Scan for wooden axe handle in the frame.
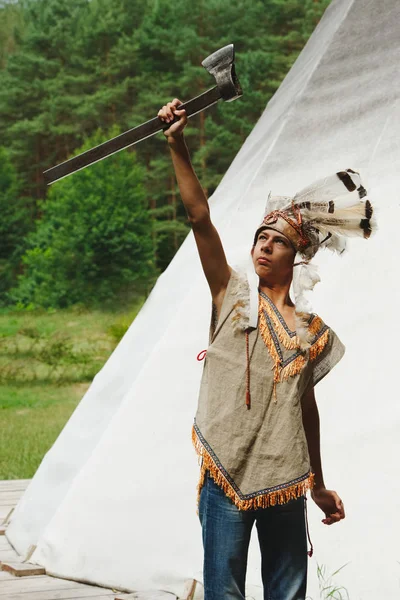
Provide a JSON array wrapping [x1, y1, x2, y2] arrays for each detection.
[[44, 86, 222, 185]]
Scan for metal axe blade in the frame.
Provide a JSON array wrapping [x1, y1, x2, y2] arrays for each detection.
[[44, 44, 242, 185]]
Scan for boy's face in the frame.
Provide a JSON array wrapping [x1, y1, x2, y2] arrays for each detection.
[[251, 228, 296, 282]]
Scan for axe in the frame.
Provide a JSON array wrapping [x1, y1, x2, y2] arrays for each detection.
[[44, 44, 242, 185]]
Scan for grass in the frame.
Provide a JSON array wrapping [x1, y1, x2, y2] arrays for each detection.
[[0, 299, 144, 479], [0, 382, 89, 479], [307, 563, 350, 600]]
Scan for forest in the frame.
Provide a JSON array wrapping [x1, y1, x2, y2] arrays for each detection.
[[0, 0, 330, 308]]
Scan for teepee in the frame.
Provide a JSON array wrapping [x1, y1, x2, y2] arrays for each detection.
[[6, 0, 400, 598]]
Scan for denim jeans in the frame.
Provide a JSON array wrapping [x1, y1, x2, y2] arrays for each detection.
[[199, 471, 308, 600]]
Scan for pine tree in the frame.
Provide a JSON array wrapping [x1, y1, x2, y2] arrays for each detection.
[[0, 0, 92, 204], [0, 0, 24, 68], [0, 146, 30, 304], [11, 129, 156, 308], [0, 0, 331, 305]]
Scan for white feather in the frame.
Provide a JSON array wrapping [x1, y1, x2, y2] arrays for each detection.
[[293, 261, 321, 350]]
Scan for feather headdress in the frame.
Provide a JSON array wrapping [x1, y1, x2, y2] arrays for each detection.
[[253, 168, 376, 349]]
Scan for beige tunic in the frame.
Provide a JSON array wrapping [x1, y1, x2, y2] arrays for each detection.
[[192, 268, 345, 510]]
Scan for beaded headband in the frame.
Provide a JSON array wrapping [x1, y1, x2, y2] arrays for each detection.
[[254, 202, 311, 251]]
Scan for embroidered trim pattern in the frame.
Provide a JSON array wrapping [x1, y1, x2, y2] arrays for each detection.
[[259, 289, 298, 348], [258, 292, 329, 402], [192, 423, 315, 511]]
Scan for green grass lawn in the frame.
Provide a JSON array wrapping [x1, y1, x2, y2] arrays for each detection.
[[0, 301, 143, 479], [0, 382, 89, 479]]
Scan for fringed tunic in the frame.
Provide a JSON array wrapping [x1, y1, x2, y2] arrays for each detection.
[[192, 268, 345, 511]]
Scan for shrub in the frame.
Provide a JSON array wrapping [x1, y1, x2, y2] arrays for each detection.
[[11, 129, 156, 308]]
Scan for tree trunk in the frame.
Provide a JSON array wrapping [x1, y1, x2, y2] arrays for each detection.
[[170, 174, 178, 251], [146, 153, 157, 262]]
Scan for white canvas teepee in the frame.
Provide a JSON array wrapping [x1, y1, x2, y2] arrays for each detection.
[[7, 0, 400, 597]]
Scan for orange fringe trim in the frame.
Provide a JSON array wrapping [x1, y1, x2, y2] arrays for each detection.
[[258, 306, 330, 403], [309, 327, 330, 361], [308, 315, 324, 337], [258, 313, 282, 403], [259, 294, 299, 350], [281, 353, 306, 380], [192, 426, 315, 511]]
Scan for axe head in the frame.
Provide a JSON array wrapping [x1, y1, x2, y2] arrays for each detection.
[[202, 44, 242, 102]]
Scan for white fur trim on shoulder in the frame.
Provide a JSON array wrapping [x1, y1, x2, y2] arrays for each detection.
[[230, 268, 251, 333]]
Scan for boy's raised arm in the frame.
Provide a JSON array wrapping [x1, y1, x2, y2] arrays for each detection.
[[159, 99, 231, 306]]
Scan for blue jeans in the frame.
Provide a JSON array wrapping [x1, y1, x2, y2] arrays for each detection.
[[199, 471, 308, 600]]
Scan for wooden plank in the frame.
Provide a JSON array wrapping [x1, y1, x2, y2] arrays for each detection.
[[0, 509, 14, 523], [0, 489, 25, 500], [0, 576, 119, 598], [0, 480, 25, 527], [1, 507, 15, 523], [0, 498, 25, 505], [192, 582, 204, 600], [0, 479, 30, 485], [0, 587, 121, 600], [0, 487, 25, 492], [115, 594, 177, 600], [0, 500, 24, 508], [0, 497, 25, 505], [0, 571, 54, 582], [13, 596, 117, 600], [0, 505, 22, 512], [0, 482, 30, 491], [0, 575, 88, 594], [0, 569, 121, 598], [76, 597, 116, 600], [185, 580, 196, 600], [0, 479, 187, 600], [0, 494, 25, 501], [1, 561, 46, 576], [0, 496, 24, 503], [0, 500, 24, 507], [78, 596, 116, 600], [67, 596, 116, 600], [0, 505, 14, 514]]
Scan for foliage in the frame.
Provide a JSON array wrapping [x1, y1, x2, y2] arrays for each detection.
[[106, 298, 144, 342], [0, 302, 146, 478], [0, 0, 24, 69], [0, 305, 120, 383], [0, 327, 100, 383], [0, 146, 31, 304], [0, 0, 331, 306], [10, 129, 156, 308]]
